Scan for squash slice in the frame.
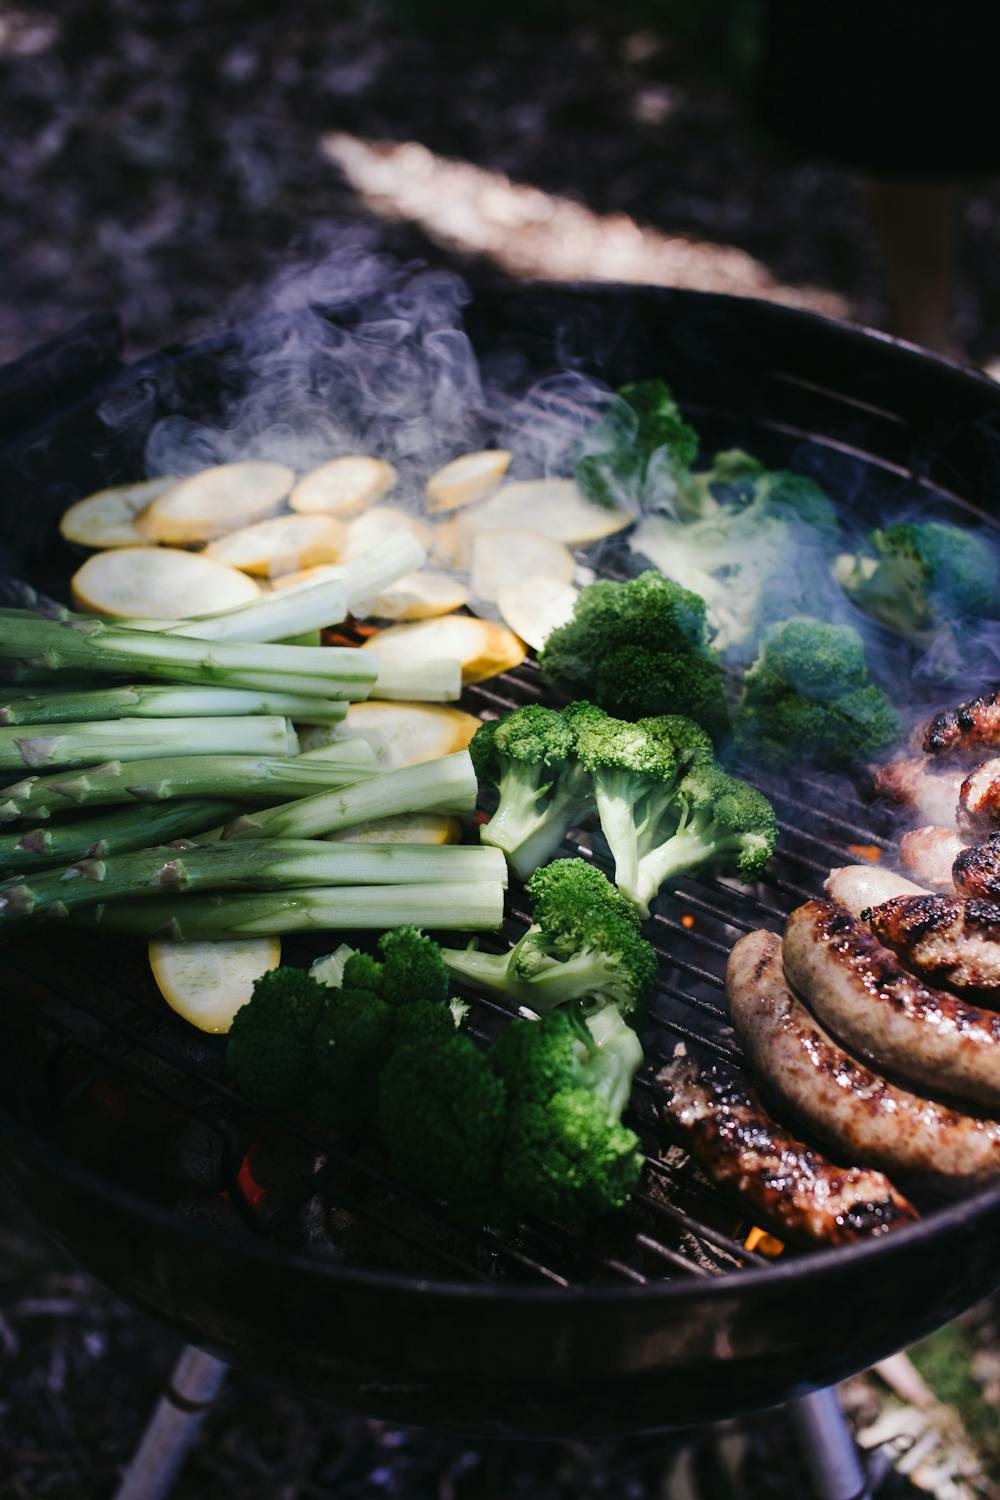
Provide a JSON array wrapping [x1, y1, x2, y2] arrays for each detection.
[[60, 476, 178, 550], [71, 546, 261, 619], [204, 514, 346, 577], [297, 701, 480, 769], [150, 936, 281, 1033], [426, 450, 511, 513], [290, 456, 397, 518], [137, 461, 294, 543], [470, 528, 574, 603], [360, 615, 526, 685]]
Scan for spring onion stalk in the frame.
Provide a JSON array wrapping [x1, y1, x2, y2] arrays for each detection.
[[371, 658, 462, 703], [220, 749, 478, 841], [0, 684, 349, 727], [0, 613, 378, 697], [121, 532, 426, 644], [0, 747, 379, 823], [0, 714, 297, 774], [0, 798, 241, 875], [68, 880, 505, 939], [0, 840, 509, 920]]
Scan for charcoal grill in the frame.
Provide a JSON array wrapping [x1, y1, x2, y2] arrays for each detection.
[[3, 284, 1000, 1442]]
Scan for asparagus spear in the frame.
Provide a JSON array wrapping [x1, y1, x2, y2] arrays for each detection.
[[0, 840, 509, 920], [0, 613, 378, 697], [0, 798, 241, 874], [220, 750, 478, 841], [68, 880, 505, 938], [0, 746, 377, 822], [0, 714, 297, 773], [0, 683, 349, 726]]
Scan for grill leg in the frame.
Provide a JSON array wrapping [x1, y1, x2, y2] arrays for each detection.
[[110, 1345, 229, 1500], [786, 1388, 871, 1500]]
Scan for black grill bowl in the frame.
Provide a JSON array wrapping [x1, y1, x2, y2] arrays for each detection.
[[3, 284, 1000, 1438]]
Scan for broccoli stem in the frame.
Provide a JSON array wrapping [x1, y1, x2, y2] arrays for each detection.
[[0, 713, 297, 774], [0, 683, 349, 727], [508, 938, 638, 1012], [437, 942, 524, 1001], [0, 839, 508, 922], [481, 765, 591, 882], [583, 1005, 644, 1119], [66, 880, 505, 938], [592, 771, 678, 911], [632, 811, 741, 915]]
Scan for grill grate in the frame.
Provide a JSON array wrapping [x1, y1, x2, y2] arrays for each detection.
[[0, 651, 910, 1293]]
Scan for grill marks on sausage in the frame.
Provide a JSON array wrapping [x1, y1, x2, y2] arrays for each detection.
[[862, 894, 1000, 1002], [783, 901, 1000, 1109], [959, 759, 1000, 836], [726, 929, 1000, 1189], [924, 690, 1000, 757], [659, 1048, 918, 1245], [954, 833, 1000, 903]]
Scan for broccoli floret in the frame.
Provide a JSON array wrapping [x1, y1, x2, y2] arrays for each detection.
[[227, 967, 326, 1110], [378, 925, 449, 1006], [378, 1033, 507, 1220], [575, 380, 699, 511], [575, 712, 776, 915], [836, 520, 1000, 640], [733, 616, 901, 771], [495, 1007, 644, 1225], [341, 951, 385, 993], [631, 468, 840, 657], [392, 997, 460, 1051], [472, 704, 594, 880], [540, 572, 730, 739], [313, 984, 396, 1127], [440, 856, 656, 1019]]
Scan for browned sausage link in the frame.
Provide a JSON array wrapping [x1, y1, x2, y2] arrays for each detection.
[[924, 689, 1000, 757], [659, 1046, 918, 1245], [954, 834, 1000, 903], [783, 900, 1000, 1109], [898, 826, 964, 892], [872, 757, 964, 828], [862, 894, 1000, 1003], [958, 759, 1000, 837], [727, 928, 1000, 1188]]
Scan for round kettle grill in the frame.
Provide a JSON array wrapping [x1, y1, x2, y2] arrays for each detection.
[[2, 285, 1000, 1452]]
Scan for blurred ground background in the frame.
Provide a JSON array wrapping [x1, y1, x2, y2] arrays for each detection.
[[3, 1, 1000, 1495]]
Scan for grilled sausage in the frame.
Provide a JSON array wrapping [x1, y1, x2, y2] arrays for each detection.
[[898, 826, 964, 891], [862, 894, 1000, 1003], [727, 928, 1000, 1188], [958, 759, 1000, 836], [871, 757, 964, 828], [824, 864, 927, 918], [953, 833, 1000, 903], [783, 900, 1000, 1109], [924, 689, 1000, 757], [658, 1045, 918, 1245]]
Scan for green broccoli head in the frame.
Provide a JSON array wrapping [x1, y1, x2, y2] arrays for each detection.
[[378, 925, 449, 1007], [734, 615, 901, 771], [226, 966, 327, 1110], [474, 703, 595, 881], [391, 997, 459, 1052], [639, 714, 716, 771], [838, 520, 1000, 638], [526, 854, 643, 931], [313, 984, 396, 1127], [575, 380, 699, 510], [490, 1010, 584, 1110], [594, 646, 731, 739], [341, 951, 385, 994], [674, 762, 778, 883], [500, 1090, 643, 1226], [378, 1033, 507, 1220]]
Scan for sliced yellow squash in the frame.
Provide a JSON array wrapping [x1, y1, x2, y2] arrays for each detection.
[[470, 528, 575, 603], [425, 450, 511, 513], [325, 813, 462, 845], [137, 461, 294, 544], [343, 506, 434, 561], [203, 514, 346, 577], [270, 563, 343, 592], [360, 615, 526, 685], [289, 456, 397, 517], [297, 700, 480, 768], [71, 546, 262, 619], [468, 478, 630, 544], [496, 576, 579, 650], [149, 936, 281, 1033], [59, 476, 178, 550], [356, 569, 469, 621]]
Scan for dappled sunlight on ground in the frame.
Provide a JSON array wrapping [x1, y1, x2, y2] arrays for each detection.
[[323, 132, 849, 319]]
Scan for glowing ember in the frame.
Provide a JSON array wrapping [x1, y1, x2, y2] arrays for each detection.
[[235, 1153, 267, 1209], [681, 913, 695, 929], [847, 844, 883, 864], [744, 1225, 785, 1257]]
